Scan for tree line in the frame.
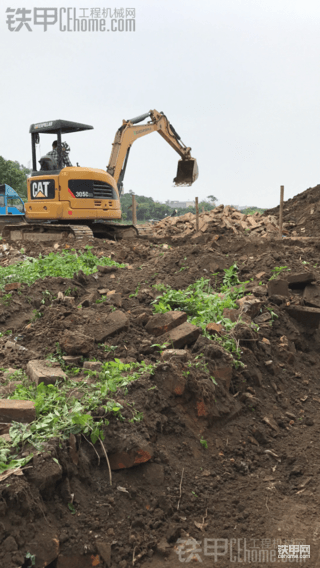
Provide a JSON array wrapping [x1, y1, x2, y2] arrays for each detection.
[[121, 191, 217, 222], [0, 157, 29, 199]]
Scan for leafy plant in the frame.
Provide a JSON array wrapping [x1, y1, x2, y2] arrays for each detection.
[[25, 552, 36, 566], [0, 358, 154, 472], [0, 248, 125, 290], [200, 437, 208, 449], [152, 269, 248, 361], [269, 266, 291, 281]]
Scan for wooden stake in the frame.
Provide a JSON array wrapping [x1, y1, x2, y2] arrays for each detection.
[[195, 197, 199, 232], [279, 185, 284, 236], [132, 194, 137, 225]]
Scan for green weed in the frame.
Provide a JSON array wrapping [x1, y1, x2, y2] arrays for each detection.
[[0, 359, 154, 473], [0, 248, 125, 290]]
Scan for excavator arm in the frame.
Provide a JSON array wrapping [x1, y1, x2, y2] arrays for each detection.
[[107, 110, 198, 193]]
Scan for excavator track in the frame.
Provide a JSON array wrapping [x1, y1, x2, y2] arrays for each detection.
[[2, 223, 94, 243], [2, 221, 139, 242]]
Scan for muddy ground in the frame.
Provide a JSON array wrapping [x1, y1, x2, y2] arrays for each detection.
[[1, 198, 320, 566]]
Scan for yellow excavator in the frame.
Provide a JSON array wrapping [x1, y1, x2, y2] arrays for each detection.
[[3, 110, 198, 242]]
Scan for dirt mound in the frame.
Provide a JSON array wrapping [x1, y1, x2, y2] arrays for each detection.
[[0, 234, 320, 566], [265, 183, 320, 238]]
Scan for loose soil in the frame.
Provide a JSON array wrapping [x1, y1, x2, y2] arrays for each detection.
[[1, 196, 320, 567]]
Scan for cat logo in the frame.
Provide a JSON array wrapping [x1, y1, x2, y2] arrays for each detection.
[[31, 180, 55, 200]]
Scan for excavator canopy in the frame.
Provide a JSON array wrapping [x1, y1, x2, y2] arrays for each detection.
[[29, 120, 93, 135], [174, 158, 199, 186]]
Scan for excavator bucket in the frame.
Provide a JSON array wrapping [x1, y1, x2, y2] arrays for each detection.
[[174, 158, 199, 186]]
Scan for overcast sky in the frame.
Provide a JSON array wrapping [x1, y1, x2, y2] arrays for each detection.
[[1, 0, 320, 208]]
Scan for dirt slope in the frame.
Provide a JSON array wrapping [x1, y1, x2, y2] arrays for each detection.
[[0, 232, 319, 567]]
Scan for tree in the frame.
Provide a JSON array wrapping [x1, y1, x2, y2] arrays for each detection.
[[207, 195, 217, 202], [0, 157, 30, 199]]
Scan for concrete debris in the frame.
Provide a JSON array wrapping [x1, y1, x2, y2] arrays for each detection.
[[145, 205, 279, 239], [27, 360, 67, 386]]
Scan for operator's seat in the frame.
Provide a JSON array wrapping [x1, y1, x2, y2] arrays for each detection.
[[39, 155, 57, 171]]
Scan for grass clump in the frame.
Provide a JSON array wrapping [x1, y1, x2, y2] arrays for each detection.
[[152, 265, 248, 360], [0, 246, 125, 290], [0, 359, 153, 473]]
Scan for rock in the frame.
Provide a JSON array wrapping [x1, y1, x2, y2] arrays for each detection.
[[83, 361, 102, 372], [213, 366, 233, 390], [254, 312, 272, 324], [1, 536, 18, 552], [305, 417, 314, 426], [156, 538, 171, 557], [27, 360, 67, 386], [285, 305, 320, 329], [161, 349, 188, 362], [80, 290, 99, 307], [62, 355, 82, 366], [145, 311, 187, 337], [267, 279, 289, 297], [288, 272, 315, 288], [303, 284, 320, 308], [222, 308, 239, 322], [96, 542, 111, 567], [268, 294, 287, 305], [5, 341, 28, 352], [60, 330, 94, 355], [252, 286, 267, 297], [95, 311, 129, 343], [57, 556, 98, 568], [236, 297, 262, 318], [206, 322, 223, 335], [97, 265, 118, 274], [135, 312, 149, 326], [0, 400, 36, 423], [160, 322, 200, 349], [108, 293, 122, 308]]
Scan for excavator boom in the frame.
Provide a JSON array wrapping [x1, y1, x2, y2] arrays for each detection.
[[107, 110, 198, 192]]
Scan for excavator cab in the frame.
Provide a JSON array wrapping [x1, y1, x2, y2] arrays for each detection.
[[30, 119, 94, 173]]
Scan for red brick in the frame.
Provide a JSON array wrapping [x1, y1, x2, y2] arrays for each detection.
[[109, 441, 153, 470], [0, 400, 36, 423], [160, 322, 200, 349], [146, 311, 187, 337], [4, 282, 21, 292], [196, 400, 208, 417], [95, 311, 129, 343]]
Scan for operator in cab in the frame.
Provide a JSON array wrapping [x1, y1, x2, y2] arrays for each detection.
[[47, 141, 73, 168]]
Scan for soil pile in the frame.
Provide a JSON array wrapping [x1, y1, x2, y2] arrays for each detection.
[[265, 183, 320, 238], [0, 234, 319, 566]]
